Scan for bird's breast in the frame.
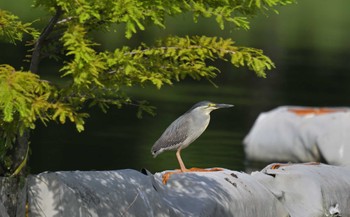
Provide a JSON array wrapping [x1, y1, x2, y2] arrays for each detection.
[[180, 115, 210, 149]]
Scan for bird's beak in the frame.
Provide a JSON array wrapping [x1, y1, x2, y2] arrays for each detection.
[[214, 103, 234, 109]]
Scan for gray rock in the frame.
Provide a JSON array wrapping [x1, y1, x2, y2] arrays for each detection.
[[27, 169, 289, 217], [26, 164, 350, 217], [254, 163, 350, 217], [244, 106, 350, 165]]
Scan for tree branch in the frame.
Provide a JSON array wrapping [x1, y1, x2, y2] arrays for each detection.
[[30, 7, 63, 73], [11, 6, 64, 178], [125, 45, 236, 56]]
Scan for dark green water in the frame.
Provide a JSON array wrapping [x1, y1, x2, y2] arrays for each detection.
[[1, 0, 350, 174], [29, 47, 350, 174], [30, 82, 249, 173]]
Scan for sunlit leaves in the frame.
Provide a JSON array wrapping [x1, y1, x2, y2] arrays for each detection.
[[59, 32, 274, 110], [0, 64, 88, 173], [34, 0, 295, 38], [101, 36, 273, 90], [0, 9, 39, 44], [0, 64, 87, 135], [231, 47, 274, 78], [60, 24, 106, 87]]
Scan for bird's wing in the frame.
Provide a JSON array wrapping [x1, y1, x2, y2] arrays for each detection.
[[152, 114, 191, 151]]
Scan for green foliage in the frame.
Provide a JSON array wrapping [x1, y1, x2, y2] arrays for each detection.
[[0, 0, 295, 175], [0, 9, 39, 44], [0, 64, 87, 173], [0, 64, 86, 132], [34, 0, 294, 37], [97, 35, 274, 91]]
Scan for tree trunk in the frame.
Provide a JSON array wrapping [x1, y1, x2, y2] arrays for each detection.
[[9, 6, 63, 177], [9, 131, 30, 176], [0, 177, 26, 217], [0, 8, 63, 216]]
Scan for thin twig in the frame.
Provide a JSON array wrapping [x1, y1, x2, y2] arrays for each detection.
[[125, 45, 236, 56], [57, 16, 74, 24], [121, 190, 140, 216]]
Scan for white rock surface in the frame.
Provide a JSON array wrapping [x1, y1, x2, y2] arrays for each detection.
[[254, 163, 350, 217], [152, 169, 289, 217], [27, 169, 289, 217], [27, 164, 350, 217], [243, 106, 350, 165]]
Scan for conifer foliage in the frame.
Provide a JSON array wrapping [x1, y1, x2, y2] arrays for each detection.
[[0, 0, 294, 176]]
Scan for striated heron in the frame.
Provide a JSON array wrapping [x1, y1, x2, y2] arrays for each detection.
[[151, 101, 233, 183]]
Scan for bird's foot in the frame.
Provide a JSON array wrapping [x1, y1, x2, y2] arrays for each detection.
[[187, 167, 223, 172], [162, 167, 223, 184], [162, 170, 181, 184], [270, 162, 320, 170]]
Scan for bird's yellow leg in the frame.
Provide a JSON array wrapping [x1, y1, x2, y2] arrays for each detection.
[[162, 149, 188, 184], [176, 149, 189, 172], [177, 149, 223, 172]]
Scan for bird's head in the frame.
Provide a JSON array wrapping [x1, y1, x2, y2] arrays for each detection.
[[189, 101, 234, 115]]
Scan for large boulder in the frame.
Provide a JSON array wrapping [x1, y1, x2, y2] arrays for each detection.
[[244, 106, 350, 165], [26, 164, 350, 217], [254, 163, 350, 217], [27, 169, 289, 217]]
